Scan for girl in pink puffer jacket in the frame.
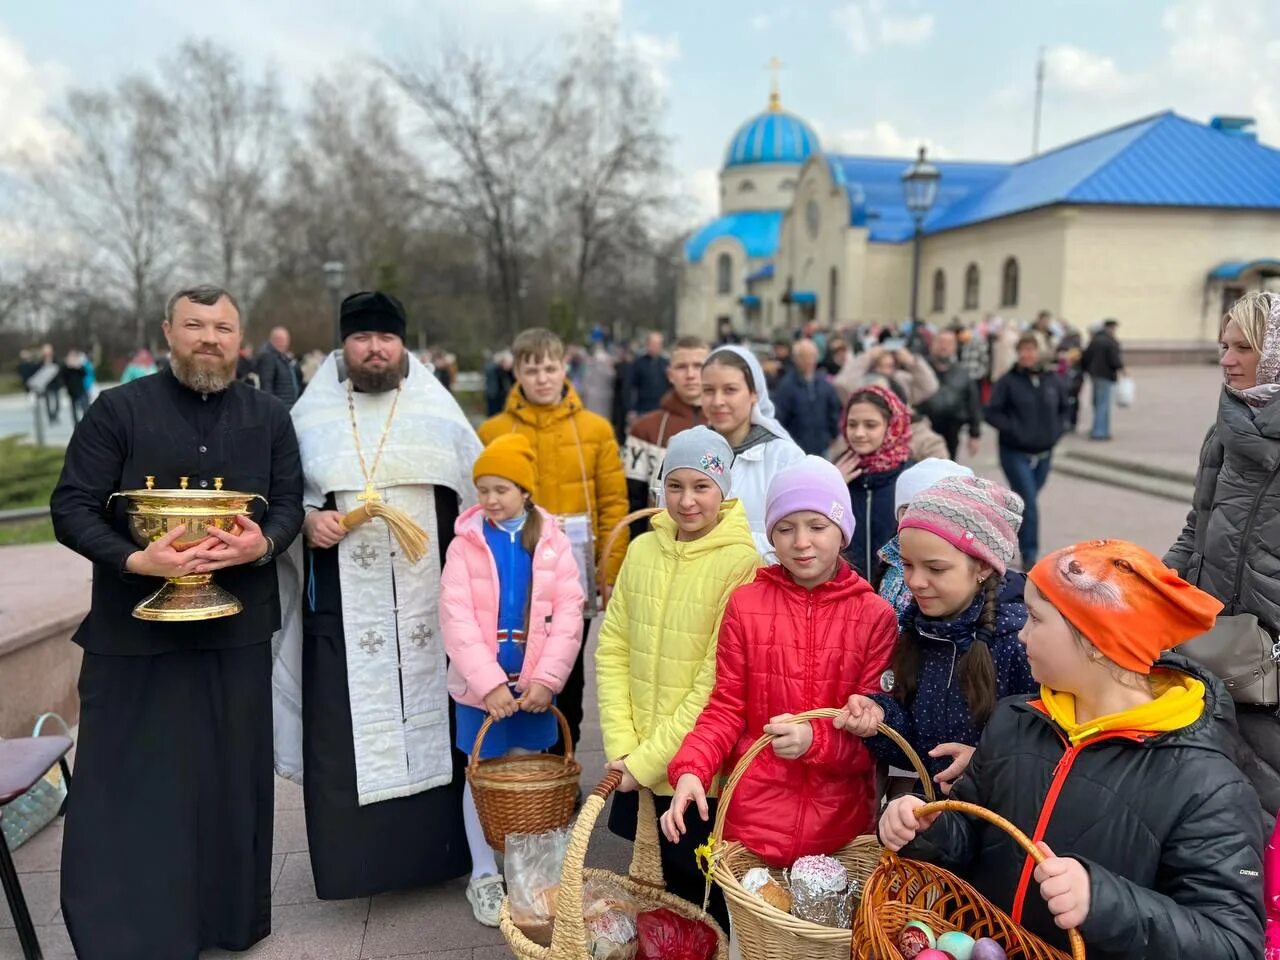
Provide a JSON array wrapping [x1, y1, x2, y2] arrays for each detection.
[[440, 434, 585, 926]]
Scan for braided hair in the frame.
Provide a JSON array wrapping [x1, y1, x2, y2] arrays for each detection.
[[890, 574, 1002, 723]]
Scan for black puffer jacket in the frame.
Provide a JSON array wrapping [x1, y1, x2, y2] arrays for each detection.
[[983, 364, 1068, 454], [918, 358, 982, 434], [901, 654, 1263, 960], [1166, 388, 1280, 639]]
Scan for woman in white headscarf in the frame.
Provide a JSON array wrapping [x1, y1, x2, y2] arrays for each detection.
[[700, 345, 805, 556]]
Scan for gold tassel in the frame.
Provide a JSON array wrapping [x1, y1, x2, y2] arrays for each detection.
[[340, 502, 430, 565]]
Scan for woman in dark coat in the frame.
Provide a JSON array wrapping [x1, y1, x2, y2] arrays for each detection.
[[880, 540, 1263, 960], [834, 385, 914, 580], [1165, 290, 1280, 829]]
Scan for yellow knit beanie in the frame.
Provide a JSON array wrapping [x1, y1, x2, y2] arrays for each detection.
[[473, 434, 537, 493]]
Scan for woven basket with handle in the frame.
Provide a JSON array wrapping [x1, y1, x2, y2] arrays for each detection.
[[467, 704, 582, 852], [499, 771, 729, 959], [704, 708, 935, 960], [852, 799, 1086, 960]]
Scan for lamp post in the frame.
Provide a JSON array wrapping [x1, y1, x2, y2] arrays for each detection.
[[323, 260, 346, 348], [901, 146, 940, 327]]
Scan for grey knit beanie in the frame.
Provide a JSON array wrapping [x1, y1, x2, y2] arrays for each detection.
[[660, 426, 734, 499]]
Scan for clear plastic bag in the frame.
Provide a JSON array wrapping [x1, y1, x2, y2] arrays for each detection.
[[505, 827, 572, 931], [583, 876, 640, 958]]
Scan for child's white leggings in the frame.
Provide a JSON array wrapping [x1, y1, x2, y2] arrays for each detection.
[[463, 747, 535, 881]]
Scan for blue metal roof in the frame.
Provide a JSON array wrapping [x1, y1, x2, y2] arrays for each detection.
[[827, 112, 1280, 242], [746, 263, 775, 283], [828, 156, 1008, 242], [1209, 259, 1280, 280], [685, 211, 784, 263], [725, 109, 819, 169]]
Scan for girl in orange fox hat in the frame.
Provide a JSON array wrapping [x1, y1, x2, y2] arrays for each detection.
[[879, 538, 1262, 959]]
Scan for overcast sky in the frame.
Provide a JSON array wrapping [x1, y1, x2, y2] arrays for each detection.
[[2, 0, 1276, 226]]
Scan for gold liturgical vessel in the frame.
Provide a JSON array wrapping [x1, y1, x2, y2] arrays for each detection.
[[109, 476, 266, 622]]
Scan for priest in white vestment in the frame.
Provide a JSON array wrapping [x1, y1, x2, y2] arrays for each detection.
[[273, 291, 483, 898]]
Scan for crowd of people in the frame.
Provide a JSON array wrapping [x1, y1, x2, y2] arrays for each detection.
[[39, 286, 1280, 960]]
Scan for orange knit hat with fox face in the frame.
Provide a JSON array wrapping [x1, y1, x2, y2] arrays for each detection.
[[1028, 539, 1222, 674]]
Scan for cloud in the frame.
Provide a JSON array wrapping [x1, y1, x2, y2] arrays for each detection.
[[879, 14, 935, 47], [686, 167, 720, 224], [831, 1, 934, 56], [750, 13, 773, 32], [823, 120, 946, 158], [0, 30, 70, 169], [1043, 43, 1142, 99], [624, 31, 680, 92]]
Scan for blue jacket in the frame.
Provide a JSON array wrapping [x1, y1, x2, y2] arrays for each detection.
[[843, 460, 912, 581], [773, 371, 842, 456], [868, 571, 1035, 781]]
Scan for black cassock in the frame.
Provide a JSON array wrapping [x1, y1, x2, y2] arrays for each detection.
[[50, 369, 303, 959], [301, 490, 471, 899]]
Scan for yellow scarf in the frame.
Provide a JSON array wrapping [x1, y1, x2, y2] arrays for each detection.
[[1040, 670, 1206, 745]]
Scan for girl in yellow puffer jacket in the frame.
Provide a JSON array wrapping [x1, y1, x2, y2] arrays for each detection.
[[595, 425, 761, 931]]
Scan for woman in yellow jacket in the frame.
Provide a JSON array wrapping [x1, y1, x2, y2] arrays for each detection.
[[596, 425, 761, 931]]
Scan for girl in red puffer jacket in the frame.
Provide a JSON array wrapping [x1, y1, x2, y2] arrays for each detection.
[[661, 456, 898, 866]]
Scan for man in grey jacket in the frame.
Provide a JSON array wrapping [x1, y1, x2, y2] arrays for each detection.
[[256, 325, 301, 409]]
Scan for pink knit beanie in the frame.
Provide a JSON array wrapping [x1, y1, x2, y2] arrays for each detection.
[[897, 475, 1024, 574], [764, 456, 855, 547]]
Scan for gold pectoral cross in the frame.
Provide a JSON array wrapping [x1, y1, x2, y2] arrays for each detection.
[[357, 483, 382, 504]]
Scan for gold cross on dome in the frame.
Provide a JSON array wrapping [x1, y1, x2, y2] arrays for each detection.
[[767, 56, 784, 111]]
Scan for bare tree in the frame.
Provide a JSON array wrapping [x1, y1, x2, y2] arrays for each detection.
[[549, 25, 674, 338], [164, 39, 286, 301], [386, 49, 568, 338], [23, 77, 179, 347]]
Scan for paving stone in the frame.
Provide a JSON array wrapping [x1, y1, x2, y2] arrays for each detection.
[[0, 917, 75, 960], [271, 853, 287, 893], [274, 852, 321, 906], [11, 820, 63, 873], [0, 868, 59, 928], [275, 774, 306, 811], [204, 899, 369, 960], [361, 881, 505, 957], [273, 805, 311, 854]]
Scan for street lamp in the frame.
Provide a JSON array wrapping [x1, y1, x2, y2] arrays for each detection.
[[901, 145, 941, 327], [323, 260, 346, 348]]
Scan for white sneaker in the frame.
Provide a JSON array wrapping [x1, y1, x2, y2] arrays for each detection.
[[466, 874, 506, 927]]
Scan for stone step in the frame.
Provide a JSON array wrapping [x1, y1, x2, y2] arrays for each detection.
[[1060, 445, 1196, 486], [1054, 453, 1195, 505]]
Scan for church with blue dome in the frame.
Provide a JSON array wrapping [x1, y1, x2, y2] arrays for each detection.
[[678, 83, 1280, 351]]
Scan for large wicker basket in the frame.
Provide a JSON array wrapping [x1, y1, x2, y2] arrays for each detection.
[[467, 705, 582, 852], [704, 707, 935, 960], [852, 799, 1086, 960], [499, 771, 729, 959]]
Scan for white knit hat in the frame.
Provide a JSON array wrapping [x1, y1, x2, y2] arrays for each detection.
[[894, 458, 976, 516]]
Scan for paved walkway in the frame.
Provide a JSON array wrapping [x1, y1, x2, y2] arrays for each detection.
[[1, 363, 1226, 959]]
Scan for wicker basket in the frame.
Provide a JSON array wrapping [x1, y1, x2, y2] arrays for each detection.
[[499, 771, 729, 959], [467, 705, 582, 852], [853, 799, 1086, 960], [704, 708, 935, 960], [599, 507, 663, 585]]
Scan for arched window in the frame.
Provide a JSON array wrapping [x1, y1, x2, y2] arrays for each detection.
[[779, 178, 797, 191], [964, 263, 980, 310], [931, 269, 946, 312], [1001, 257, 1019, 307], [716, 253, 732, 295], [738, 180, 756, 193], [829, 267, 838, 323]]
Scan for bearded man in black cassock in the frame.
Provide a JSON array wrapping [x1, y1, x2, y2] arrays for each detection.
[[50, 285, 303, 959]]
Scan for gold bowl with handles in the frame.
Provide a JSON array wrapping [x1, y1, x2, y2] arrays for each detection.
[[110, 476, 266, 622]]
